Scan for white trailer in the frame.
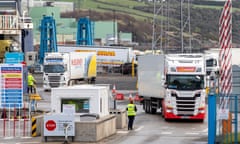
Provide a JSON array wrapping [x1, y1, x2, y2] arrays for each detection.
[[138, 54, 206, 121], [43, 52, 97, 91], [57, 45, 136, 67]]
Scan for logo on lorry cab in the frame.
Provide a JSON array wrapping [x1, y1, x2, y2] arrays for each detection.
[[71, 59, 83, 65]]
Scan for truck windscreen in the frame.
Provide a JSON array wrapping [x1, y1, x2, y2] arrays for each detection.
[[44, 65, 65, 73], [167, 75, 204, 90]]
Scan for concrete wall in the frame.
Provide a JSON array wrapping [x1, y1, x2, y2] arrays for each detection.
[[35, 114, 116, 142], [110, 109, 127, 129], [74, 115, 116, 142]]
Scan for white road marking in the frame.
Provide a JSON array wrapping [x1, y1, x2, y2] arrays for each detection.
[[3, 137, 13, 139], [185, 132, 199, 135], [161, 131, 172, 135], [21, 136, 32, 139], [117, 130, 129, 134], [202, 128, 208, 132], [16, 142, 40, 144], [134, 126, 144, 131]]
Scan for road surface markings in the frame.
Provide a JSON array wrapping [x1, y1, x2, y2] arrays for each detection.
[[117, 130, 129, 134], [21, 136, 32, 139], [3, 137, 13, 139], [16, 142, 40, 144], [202, 128, 208, 132], [160, 131, 172, 135], [185, 132, 199, 135], [134, 126, 144, 132]]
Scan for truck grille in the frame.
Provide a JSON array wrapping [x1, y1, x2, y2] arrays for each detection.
[[49, 76, 60, 87], [172, 92, 200, 116]]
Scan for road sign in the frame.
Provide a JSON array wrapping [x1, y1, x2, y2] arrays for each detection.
[[45, 120, 56, 131], [44, 114, 75, 136], [0, 64, 23, 108]]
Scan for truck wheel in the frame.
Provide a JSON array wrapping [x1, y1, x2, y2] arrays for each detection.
[[144, 100, 150, 113], [144, 100, 148, 113], [161, 101, 164, 118], [151, 108, 157, 114], [198, 119, 204, 123]]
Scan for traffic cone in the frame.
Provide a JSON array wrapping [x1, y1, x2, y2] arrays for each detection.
[[134, 93, 140, 101], [112, 84, 116, 94], [129, 93, 133, 101]]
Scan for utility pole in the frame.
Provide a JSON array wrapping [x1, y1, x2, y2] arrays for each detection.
[[151, 0, 156, 53], [180, 0, 192, 53], [113, 10, 116, 45], [180, 0, 184, 53], [188, 0, 192, 53], [152, 0, 165, 54]]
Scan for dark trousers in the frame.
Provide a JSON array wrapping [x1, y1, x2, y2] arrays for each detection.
[[128, 116, 135, 130], [28, 85, 36, 94]]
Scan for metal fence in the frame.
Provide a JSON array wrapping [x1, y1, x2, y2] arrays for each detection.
[[216, 94, 239, 144], [215, 65, 240, 143]]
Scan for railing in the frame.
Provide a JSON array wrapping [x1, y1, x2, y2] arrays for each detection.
[[0, 15, 18, 29]]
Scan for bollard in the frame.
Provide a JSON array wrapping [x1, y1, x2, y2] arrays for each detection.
[[31, 117, 37, 137]]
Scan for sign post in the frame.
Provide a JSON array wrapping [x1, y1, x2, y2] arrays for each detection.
[[208, 71, 217, 144]]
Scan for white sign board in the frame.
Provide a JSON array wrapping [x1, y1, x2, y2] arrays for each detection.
[[217, 108, 229, 120], [63, 104, 75, 115], [44, 114, 75, 136]]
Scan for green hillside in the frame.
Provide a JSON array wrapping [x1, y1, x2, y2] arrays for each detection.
[[59, 0, 240, 51]]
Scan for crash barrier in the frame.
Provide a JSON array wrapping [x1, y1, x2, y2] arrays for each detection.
[[109, 109, 127, 129], [215, 94, 239, 143], [0, 118, 31, 137], [0, 104, 31, 137], [41, 114, 116, 142]]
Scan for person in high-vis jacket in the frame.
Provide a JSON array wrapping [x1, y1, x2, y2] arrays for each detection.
[[28, 72, 36, 94], [126, 100, 137, 130]]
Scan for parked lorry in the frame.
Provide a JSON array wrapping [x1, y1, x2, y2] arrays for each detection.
[[204, 48, 240, 95], [43, 52, 97, 91], [138, 54, 206, 121]]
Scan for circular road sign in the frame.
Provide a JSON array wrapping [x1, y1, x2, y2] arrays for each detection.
[[45, 120, 56, 131]]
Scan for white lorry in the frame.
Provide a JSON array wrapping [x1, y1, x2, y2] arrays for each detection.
[[43, 52, 97, 91], [138, 54, 206, 121], [204, 48, 240, 95]]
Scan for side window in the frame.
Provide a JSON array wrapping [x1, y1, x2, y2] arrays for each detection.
[[28, 55, 33, 61], [61, 99, 89, 113]]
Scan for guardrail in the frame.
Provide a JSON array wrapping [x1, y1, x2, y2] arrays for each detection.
[[0, 15, 18, 29]]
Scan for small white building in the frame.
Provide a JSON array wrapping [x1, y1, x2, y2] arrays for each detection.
[[51, 85, 111, 120]]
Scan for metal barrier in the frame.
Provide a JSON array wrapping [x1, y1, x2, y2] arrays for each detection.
[[0, 103, 31, 137], [215, 94, 239, 144], [0, 15, 18, 29]]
